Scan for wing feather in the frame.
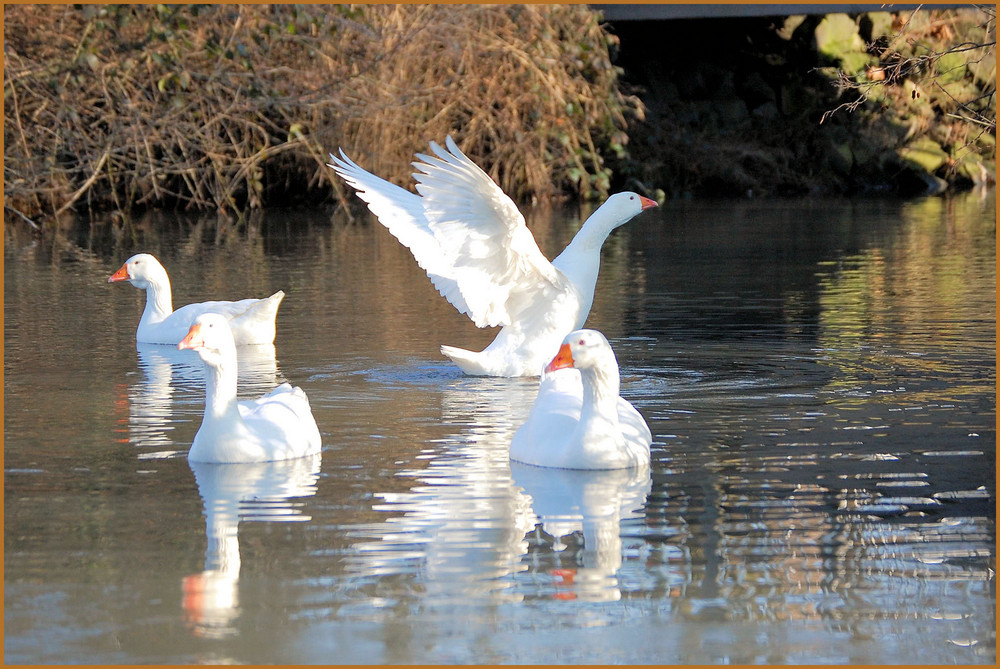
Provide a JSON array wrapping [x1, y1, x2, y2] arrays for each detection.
[[331, 137, 566, 328], [328, 151, 472, 317]]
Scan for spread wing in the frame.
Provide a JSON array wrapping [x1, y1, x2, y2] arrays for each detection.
[[330, 136, 566, 328], [328, 151, 473, 319]]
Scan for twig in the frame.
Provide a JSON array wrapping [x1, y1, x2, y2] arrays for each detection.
[[4, 205, 41, 231], [53, 149, 110, 217]]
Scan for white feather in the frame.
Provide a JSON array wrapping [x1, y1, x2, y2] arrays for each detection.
[[509, 329, 651, 470], [109, 253, 283, 346], [329, 137, 657, 376], [179, 314, 322, 464]]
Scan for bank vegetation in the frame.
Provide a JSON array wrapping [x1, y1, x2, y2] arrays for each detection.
[[4, 4, 640, 224], [3, 4, 995, 228]]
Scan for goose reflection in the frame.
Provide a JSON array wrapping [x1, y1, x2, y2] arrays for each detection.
[[346, 368, 653, 605], [122, 343, 278, 454], [511, 462, 650, 602], [346, 375, 539, 602], [182, 454, 321, 638]]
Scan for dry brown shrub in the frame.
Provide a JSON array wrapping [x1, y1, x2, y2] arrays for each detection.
[[4, 4, 642, 223]]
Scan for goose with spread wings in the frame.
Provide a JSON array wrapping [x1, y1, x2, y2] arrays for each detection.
[[329, 136, 657, 377]]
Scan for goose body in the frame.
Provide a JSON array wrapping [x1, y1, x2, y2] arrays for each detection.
[[109, 253, 283, 346], [510, 329, 651, 470], [178, 314, 321, 463], [329, 137, 657, 377]]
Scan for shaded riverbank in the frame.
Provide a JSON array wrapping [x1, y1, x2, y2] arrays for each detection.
[[610, 6, 995, 198], [3, 5, 995, 225]]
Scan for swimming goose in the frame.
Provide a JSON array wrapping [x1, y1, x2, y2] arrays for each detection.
[[178, 313, 321, 463], [509, 329, 651, 470], [329, 137, 657, 377], [109, 253, 284, 345]]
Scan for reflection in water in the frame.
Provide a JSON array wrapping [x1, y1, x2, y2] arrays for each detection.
[[345, 370, 655, 606], [345, 376, 538, 603], [815, 194, 996, 408], [3, 194, 994, 664], [510, 462, 650, 602], [184, 454, 321, 638], [121, 343, 279, 455]]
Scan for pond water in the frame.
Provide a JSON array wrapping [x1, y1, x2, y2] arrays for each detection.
[[4, 190, 996, 665]]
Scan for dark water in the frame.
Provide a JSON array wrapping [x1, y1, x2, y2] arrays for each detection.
[[4, 191, 995, 664]]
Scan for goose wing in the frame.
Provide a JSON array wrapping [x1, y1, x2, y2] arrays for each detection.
[[238, 384, 322, 453], [331, 136, 566, 328]]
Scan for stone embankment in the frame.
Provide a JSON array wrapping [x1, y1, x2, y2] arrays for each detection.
[[611, 7, 995, 198]]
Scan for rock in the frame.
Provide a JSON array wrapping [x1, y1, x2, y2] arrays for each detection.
[[814, 14, 872, 72], [814, 14, 865, 58], [898, 137, 949, 173], [775, 15, 807, 41], [779, 83, 815, 117], [822, 125, 854, 175], [718, 98, 750, 126], [917, 172, 949, 195], [957, 158, 994, 186], [860, 12, 894, 42]]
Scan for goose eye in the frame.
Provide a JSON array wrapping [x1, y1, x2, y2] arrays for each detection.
[[578, 338, 586, 346]]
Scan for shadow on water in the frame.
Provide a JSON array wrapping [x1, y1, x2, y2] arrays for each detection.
[[3, 190, 995, 664]]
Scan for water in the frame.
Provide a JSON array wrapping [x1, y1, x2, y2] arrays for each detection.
[[4, 191, 995, 664]]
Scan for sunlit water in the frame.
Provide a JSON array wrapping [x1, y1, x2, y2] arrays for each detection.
[[4, 191, 995, 664]]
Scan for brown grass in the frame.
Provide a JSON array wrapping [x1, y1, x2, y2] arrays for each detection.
[[4, 4, 642, 223]]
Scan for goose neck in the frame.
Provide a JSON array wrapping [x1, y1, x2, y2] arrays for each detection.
[[579, 363, 621, 427], [203, 504, 242, 574], [567, 217, 614, 253], [142, 277, 174, 321], [202, 352, 240, 422]]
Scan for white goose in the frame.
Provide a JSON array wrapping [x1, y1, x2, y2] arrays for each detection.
[[178, 313, 322, 463], [329, 137, 657, 377], [109, 253, 284, 345], [510, 329, 651, 470]]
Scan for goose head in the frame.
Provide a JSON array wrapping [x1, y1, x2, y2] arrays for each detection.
[[588, 192, 658, 231], [108, 253, 169, 290], [545, 329, 619, 375], [178, 313, 236, 367]]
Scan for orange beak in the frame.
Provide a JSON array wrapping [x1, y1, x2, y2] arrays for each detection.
[[544, 343, 575, 374], [639, 195, 658, 210], [177, 323, 204, 351], [108, 263, 130, 283]]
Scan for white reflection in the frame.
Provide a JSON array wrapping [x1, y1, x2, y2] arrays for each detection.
[[346, 377, 539, 602], [347, 374, 653, 604], [183, 454, 321, 638], [511, 462, 651, 602], [123, 343, 278, 453]]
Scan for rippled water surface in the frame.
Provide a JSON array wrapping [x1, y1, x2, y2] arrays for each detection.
[[4, 192, 995, 664]]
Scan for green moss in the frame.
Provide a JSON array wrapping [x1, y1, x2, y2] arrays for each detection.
[[935, 50, 968, 84], [862, 12, 894, 41], [815, 14, 866, 63], [899, 138, 950, 173]]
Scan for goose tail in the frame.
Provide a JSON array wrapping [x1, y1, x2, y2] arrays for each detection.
[[440, 344, 492, 376]]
